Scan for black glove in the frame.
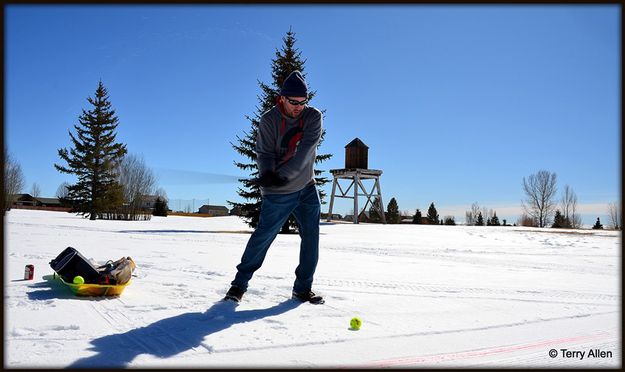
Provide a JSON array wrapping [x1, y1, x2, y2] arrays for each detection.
[[256, 171, 288, 187]]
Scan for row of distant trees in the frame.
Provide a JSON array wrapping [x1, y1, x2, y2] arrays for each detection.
[[348, 170, 621, 230], [520, 170, 621, 230], [465, 203, 508, 226], [358, 195, 621, 229], [365, 198, 508, 226]]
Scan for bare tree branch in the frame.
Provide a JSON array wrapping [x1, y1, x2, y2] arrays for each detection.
[[522, 170, 558, 228], [560, 185, 582, 229], [31, 183, 41, 197], [607, 202, 621, 230], [4, 151, 25, 212], [117, 154, 157, 216]]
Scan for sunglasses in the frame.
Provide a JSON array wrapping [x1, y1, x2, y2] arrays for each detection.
[[284, 97, 308, 106]]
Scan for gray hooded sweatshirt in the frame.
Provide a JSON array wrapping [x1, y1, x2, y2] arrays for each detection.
[[256, 102, 323, 195]]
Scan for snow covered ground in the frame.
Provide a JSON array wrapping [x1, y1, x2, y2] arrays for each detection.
[[4, 209, 621, 368]]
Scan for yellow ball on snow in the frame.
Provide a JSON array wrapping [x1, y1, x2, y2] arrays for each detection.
[[350, 317, 362, 330]]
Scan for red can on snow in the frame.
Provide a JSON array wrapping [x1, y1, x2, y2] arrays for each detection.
[[24, 265, 34, 280]]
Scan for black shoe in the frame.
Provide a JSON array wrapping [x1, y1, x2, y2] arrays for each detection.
[[224, 285, 245, 302], [292, 290, 325, 304]]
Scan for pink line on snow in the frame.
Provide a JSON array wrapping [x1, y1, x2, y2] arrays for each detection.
[[347, 331, 613, 368]]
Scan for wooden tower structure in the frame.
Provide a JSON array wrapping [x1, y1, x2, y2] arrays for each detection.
[[326, 138, 386, 224]]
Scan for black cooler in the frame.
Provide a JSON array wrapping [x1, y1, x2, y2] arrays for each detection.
[[49, 247, 102, 284]]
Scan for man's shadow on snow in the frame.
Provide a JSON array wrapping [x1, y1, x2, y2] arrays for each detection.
[[68, 299, 301, 368]]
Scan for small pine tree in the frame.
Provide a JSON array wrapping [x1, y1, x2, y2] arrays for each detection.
[[444, 216, 456, 225], [98, 182, 125, 219], [552, 210, 566, 228], [54, 81, 127, 220], [413, 209, 422, 224], [592, 217, 603, 230], [369, 196, 382, 223], [489, 212, 501, 226], [153, 197, 168, 217], [426, 202, 439, 225], [386, 197, 400, 224], [475, 212, 484, 226]]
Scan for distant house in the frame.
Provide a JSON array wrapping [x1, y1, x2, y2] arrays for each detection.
[[321, 212, 342, 220], [198, 205, 229, 216], [12, 194, 37, 207], [343, 211, 372, 223], [12, 194, 62, 208], [36, 197, 63, 208], [139, 195, 161, 211], [10, 194, 68, 211]]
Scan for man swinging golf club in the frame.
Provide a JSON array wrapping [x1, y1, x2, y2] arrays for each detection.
[[225, 71, 324, 304]]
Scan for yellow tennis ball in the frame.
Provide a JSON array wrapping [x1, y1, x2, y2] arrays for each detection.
[[73, 276, 85, 285], [350, 317, 362, 330]]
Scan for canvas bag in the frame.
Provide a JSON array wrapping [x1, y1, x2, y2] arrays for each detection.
[[97, 257, 136, 285]]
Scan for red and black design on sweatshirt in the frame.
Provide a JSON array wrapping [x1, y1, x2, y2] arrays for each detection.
[[278, 116, 304, 166]]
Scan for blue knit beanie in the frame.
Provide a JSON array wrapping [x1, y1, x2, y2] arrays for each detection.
[[280, 71, 308, 97]]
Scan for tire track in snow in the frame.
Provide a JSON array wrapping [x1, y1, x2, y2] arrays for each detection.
[[204, 311, 616, 355], [324, 245, 613, 275], [89, 301, 126, 332], [89, 298, 207, 356], [314, 278, 619, 305]]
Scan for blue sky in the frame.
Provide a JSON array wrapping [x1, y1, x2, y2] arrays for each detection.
[[5, 5, 620, 225]]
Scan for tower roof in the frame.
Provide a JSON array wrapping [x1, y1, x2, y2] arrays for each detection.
[[345, 138, 369, 149]]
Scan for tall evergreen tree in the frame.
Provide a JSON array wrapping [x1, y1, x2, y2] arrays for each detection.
[[54, 81, 127, 220], [412, 208, 422, 224], [228, 28, 332, 232], [386, 197, 400, 224], [426, 202, 439, 225]]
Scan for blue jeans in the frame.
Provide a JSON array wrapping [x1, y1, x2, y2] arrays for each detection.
[[231, 183, 320, 293]]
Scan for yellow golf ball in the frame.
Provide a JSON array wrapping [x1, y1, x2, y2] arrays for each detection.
[[350, 317, 362, 330], [73, 276, 85, 285]]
